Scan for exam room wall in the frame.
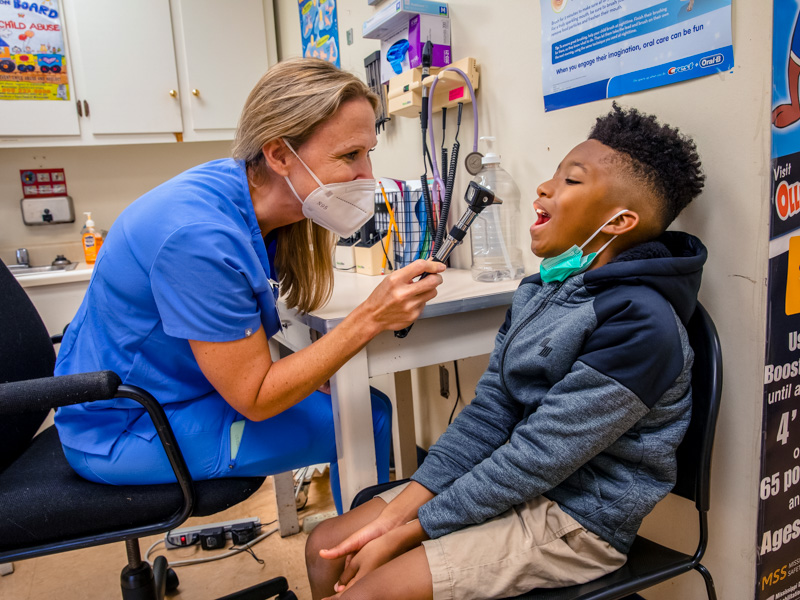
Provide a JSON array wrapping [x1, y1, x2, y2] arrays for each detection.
[[0, 141, 234, 266], [274, 1, 770, 598]]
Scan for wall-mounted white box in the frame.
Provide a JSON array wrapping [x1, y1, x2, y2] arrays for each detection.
[[20, 196, 75, 226]]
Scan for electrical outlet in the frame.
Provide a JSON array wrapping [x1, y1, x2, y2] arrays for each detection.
[[439, 365, 450, 398]]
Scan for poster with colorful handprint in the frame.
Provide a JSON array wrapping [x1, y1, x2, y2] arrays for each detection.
[[0, 1, 69, 101], [298, 0, 340, 67]]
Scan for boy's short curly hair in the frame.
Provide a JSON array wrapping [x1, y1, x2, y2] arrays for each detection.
[[588, 103, 704, 229]]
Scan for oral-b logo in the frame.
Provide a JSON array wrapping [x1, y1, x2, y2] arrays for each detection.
[[668, 63, 693, 75], [700, 54, 724, 68]]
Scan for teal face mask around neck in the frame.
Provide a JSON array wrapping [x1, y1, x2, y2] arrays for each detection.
[[539, 209, 629, 283]]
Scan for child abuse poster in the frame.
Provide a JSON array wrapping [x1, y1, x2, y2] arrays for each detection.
[[539, 0, 733, 111], [298, 0, 340, 68], [0, 1, 69, 101], [756, 2, 800, 599]]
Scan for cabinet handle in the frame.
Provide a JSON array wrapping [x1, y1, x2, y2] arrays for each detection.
[[191, 89, 200, 97], [83, 100, 90, 117], [169, 89, 177, 97], [76, 100, 83, 117]]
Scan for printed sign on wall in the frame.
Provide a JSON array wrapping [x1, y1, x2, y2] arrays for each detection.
[[298, 0, 340, 68], [539, 0, 734, 111], [756, 2, 800, 599], [0, 0, 69, 101]]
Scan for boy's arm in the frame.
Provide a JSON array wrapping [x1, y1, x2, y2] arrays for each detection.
[[414, 298, 690, 539]]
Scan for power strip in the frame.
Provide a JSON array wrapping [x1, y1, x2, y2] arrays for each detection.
[[164, 517, 261, 549]]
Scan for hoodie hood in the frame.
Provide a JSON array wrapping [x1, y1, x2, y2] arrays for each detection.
[[581, 231, 706, 325]]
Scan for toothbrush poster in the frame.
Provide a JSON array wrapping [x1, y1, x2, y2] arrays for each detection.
[[0, 1, 69, 101], [298, 0, 340, 68], [539, 0, 733, 111]]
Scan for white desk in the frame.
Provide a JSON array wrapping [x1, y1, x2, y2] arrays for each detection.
[[269, 269, 520, 510]]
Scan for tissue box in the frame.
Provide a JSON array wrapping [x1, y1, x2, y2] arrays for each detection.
[[380, 14, 451, 84], [363, 0, 448, 39]]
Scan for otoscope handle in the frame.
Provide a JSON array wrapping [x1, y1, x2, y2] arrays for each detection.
[[393, 261, 440, 338]]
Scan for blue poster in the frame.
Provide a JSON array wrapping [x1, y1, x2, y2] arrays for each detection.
[[298, 0, 340, 68], [540, 0, 733, 111]]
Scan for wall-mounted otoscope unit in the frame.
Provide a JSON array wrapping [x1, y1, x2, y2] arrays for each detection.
[[394, 181, 500, 338]]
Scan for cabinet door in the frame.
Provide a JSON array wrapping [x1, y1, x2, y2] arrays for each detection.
[[63, 0, 183, 135], [0, 0, 80, 139], [173, 0, 270, 132]]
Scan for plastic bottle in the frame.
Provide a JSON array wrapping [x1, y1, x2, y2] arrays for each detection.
[[81, 212, 104, 264], [469, 137, 525, 282]]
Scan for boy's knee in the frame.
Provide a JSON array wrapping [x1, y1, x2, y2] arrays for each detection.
[[305, 517, 340, 566]]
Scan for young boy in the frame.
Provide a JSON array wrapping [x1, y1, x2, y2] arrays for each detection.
[[305, 103, 707, 600]]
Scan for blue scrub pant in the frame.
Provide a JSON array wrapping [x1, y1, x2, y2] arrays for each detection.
[[62, 389, 392, 514]]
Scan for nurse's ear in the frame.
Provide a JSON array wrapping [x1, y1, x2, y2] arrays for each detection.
[[261, 140, 292, 177]]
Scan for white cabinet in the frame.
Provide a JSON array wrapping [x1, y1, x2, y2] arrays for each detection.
[[0, 0, 274, 147], [171, 0, 271, 139], [62, 0, 184, 136]]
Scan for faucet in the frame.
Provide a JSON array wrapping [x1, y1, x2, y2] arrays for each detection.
[[15, 248, 29, 267]]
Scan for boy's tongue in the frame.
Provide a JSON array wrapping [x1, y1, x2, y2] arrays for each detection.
[[535, 212, 551, 226]]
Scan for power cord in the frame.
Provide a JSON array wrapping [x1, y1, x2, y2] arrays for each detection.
[[447, 360, 463, 425]]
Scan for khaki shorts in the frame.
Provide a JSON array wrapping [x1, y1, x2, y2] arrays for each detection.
[[377, 483, 626, 600]]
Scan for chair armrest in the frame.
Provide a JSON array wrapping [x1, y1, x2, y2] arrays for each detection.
[[0, 372, 196, 524], [0, 371, 121, 416]]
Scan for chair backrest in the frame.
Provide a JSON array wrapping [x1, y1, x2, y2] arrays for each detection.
[[672, 302, 723, 512], [0, 264, 55, 471]]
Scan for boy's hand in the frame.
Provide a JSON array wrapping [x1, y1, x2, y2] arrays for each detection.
[[319, 481, 435, 560], [324, 520, 429, 599]]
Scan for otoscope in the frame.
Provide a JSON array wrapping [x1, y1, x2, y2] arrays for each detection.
[[394, 181, 502, 338]]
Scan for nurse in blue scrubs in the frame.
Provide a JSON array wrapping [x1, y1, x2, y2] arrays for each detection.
[[53, 58, 445, 514]]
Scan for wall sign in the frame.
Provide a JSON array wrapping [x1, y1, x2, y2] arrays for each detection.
[[20, 168, 67, 197], [539, 0, 734, 111], [298, 0, 341, 67], [756, 2, 800, 599], [0, 0, 69, 101]]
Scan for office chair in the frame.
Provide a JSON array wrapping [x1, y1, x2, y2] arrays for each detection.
[[0, 264, 297, 600], [351, 302, 723, 600]]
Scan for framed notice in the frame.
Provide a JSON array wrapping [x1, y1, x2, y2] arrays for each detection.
[[539, 0, 734, 111], [0, 1, 69, 101]]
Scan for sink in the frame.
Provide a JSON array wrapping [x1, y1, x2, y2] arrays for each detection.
[[8, 263, 78, 276]]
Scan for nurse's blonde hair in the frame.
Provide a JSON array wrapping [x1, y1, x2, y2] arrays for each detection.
[[232, 58, 378, 313]]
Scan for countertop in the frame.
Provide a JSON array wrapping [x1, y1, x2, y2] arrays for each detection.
[[14, 262, 94, 289]]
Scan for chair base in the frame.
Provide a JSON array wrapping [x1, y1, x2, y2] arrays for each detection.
[[120, 538, 294, 600]]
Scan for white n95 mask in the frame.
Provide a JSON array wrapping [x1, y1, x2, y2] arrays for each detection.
[[283, 139, 376, 238]]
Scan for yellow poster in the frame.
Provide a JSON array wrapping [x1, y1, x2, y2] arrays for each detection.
[[0, 1, 69, 101]]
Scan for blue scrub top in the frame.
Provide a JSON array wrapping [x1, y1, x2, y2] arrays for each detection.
[[54, 159, 282, 456]]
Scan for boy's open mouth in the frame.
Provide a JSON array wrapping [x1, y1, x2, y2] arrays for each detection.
[[534, 208, 551, 226]]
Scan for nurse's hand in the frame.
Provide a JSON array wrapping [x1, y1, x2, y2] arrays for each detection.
[[355, 259, 445, 333]]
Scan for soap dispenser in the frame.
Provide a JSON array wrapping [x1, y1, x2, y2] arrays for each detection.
[[81, 212, 104, 264]]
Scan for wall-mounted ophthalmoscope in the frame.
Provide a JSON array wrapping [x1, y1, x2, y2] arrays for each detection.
[[394, 181, 502, 338]]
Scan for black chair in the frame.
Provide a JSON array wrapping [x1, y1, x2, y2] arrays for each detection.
[[352, 303, 723, 600], [0, 264, 296, 600]]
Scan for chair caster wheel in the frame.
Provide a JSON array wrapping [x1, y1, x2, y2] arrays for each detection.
[[165, 568, 179, 593]]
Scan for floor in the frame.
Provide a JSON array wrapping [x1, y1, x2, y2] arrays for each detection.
[[0, 471, 337, 600]]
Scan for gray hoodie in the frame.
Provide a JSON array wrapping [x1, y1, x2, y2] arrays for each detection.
[[411, 232, 707, 553]]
